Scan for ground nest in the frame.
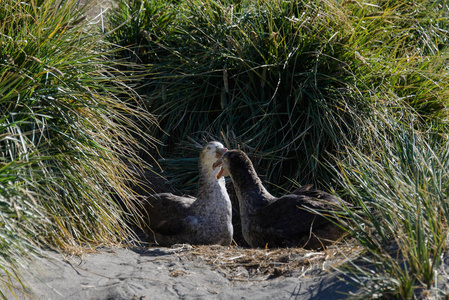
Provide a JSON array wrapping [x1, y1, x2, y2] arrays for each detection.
[[157, 243, 361, 282]]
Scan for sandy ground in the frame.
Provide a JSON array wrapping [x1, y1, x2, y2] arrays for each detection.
[[13, 245, 361, 300]]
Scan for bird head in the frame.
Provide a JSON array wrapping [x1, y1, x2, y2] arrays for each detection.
[[200, 141, 228, 173], [214, 149, 250, 179]]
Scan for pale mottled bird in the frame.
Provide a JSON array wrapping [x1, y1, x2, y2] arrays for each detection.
[[141, 142, 233, 246]]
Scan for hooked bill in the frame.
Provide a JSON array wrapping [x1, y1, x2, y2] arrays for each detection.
[[216, 167, 225, 179]]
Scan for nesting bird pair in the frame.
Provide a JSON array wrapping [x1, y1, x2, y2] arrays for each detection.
[[141, 142, 347, 249]]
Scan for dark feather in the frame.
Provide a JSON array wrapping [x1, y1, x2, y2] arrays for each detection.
[[254, 191, 347, 247], [140, 193, 194, 236], [222, 149, 349, 249]]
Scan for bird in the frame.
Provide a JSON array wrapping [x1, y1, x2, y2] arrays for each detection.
[[139, 141, 233, 246], [214, 149, 348, 249]]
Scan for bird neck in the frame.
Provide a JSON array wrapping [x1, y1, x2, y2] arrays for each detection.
[[196, 165, 228, 201], [231, 164, 273, 209]]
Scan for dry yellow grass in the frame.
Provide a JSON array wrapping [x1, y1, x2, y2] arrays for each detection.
[[173, 243, 362, 282]]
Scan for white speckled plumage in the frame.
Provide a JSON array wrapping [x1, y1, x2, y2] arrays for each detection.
[[141, 142, 233, 246]]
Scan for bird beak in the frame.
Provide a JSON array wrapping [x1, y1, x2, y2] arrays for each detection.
[[213, 159, 222, 169], [215, 147, 228, 158], [213, 158, 228, 179], [216, 167, 225, 179]]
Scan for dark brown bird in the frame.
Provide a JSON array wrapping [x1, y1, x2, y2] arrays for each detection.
[[215, 149, 347, 249], [140, 142, 233, 246]]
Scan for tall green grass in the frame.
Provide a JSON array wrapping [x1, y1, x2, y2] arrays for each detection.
[[107, 0, 449, 193], [333, 119, 449, 298], [1, 0, 158, 296]]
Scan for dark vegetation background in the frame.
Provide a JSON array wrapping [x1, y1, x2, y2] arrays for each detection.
[[107, 0, 449, 195]]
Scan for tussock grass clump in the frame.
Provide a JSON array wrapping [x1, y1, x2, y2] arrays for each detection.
[[108, 0, 369, 191], [333, 120, 449, 298], [345, 0, 449, 119], [1, 0, 157, 296], [107, 0, 449, 193]]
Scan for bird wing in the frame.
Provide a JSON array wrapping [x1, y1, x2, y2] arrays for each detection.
[[291, 185, 350, 208], [254, 193, 342, 243], [139, 193, 196, 236]]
